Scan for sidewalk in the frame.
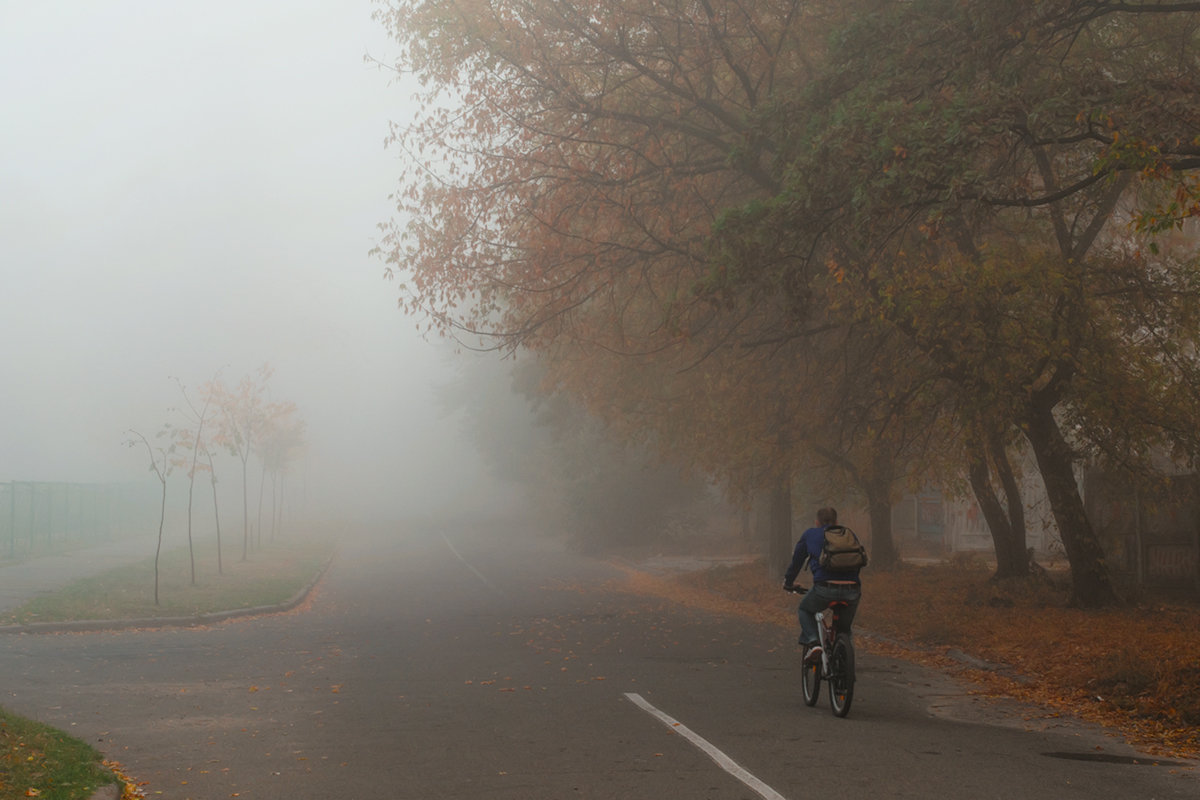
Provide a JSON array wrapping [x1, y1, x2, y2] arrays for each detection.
[[0, 536, 157, 615]]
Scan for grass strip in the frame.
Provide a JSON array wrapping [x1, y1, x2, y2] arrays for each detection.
[[0, 706, 119, 800], [2, 538, 333, 625]]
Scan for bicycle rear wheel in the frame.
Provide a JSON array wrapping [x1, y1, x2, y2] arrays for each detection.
[[801, 646, 820, 706], [828, 636, 855, 718]]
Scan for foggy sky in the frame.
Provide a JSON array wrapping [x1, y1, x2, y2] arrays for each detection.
[[0, 1, 508, 520]]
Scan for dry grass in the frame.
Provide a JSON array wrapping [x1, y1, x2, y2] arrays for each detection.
[[614, 557, 1200, 760]]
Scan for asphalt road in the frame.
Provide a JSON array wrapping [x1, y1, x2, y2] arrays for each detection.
[[1, 521, 1195, 799]]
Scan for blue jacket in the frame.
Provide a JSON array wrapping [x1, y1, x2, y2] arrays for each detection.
[[784, 525, 862, 586]]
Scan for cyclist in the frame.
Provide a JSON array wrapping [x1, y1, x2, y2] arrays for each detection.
[[782, 506, 863, 663]]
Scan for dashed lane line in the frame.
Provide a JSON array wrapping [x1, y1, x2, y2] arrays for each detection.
[[439, 533, 499, 592], [624, 692, 789, 800]]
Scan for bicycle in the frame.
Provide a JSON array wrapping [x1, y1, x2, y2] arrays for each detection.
[[786, 586, 856, 718]]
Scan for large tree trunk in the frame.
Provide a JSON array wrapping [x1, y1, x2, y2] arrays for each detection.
[[969, 455, 1024, 578], [968, 434, 1029, 579], [1024, 400, 1117, 606], [766, 478, 793, 576], [864, 478, 897, 569], [991, 433, 1028, 572]]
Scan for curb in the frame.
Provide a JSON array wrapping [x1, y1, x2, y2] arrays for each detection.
[[3, 555, 335, 800], [0, 555, 334, 636]]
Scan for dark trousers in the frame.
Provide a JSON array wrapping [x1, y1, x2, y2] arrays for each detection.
[[798, 582, 861, 645]]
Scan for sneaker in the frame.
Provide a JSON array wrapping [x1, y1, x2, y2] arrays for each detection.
[[803, 645, 823, 664]]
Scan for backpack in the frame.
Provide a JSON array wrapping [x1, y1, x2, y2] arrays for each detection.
[[818, 525, 868, 572]]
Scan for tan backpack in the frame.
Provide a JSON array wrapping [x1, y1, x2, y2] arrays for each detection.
[[818, 525, 868, 572]]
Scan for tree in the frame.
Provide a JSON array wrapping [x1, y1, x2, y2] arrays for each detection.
[[171, 374, 220, 585], [208, 365, 273, 561], [719, 0, 1200, 604], [962, 425, 1031, 580], [256, 400, 305, 543], [126, 428, 171, 606], [378, 0, 1200, 606], [374, 1, 839, 542], [440, 353, 720, 550], [201, 439, 225, 575]]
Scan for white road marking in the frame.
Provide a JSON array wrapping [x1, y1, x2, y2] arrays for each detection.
[[439, 533, 498, 591], [623, 692, 789, 800]]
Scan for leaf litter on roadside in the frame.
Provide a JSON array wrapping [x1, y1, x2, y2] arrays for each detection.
[[611, 558, 1199, 761]]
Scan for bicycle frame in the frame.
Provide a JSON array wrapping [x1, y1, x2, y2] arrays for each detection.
[[806, 597, 855, 717], [788, 583, 856, 716], [814, 606, 838, 673]]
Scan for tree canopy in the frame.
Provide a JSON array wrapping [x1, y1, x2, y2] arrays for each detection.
[[377, 0, 1200, 605]]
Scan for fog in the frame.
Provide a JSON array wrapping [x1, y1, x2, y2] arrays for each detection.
[[0, 1, 515, 523]]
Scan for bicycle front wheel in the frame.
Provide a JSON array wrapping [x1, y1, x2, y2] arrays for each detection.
[[828, 637, 855, 718], [801, 646, 820, 706]]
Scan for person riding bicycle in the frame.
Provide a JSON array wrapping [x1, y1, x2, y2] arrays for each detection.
[[782, 506, 863, 663]]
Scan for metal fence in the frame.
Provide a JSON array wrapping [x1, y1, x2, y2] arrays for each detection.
[[0, 481, 158, 559]]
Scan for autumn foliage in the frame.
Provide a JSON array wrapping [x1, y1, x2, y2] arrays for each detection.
[[626, 559, 1200, 759], [127, 365, 306, 606], [377, 0, 1200, 607]]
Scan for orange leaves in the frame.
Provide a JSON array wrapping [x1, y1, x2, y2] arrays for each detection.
[[378, 0, 808, 359], [465, 676, 539, 692], [632, 557, 1200, 760], [102, 759, 147, 799]]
